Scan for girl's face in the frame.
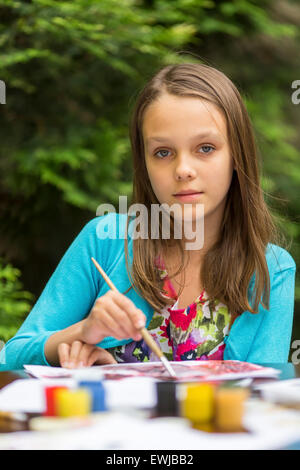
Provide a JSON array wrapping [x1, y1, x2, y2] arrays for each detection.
[[143, 93, 235, 239]]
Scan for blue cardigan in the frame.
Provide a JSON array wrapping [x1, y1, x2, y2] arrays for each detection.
[[0, 212, 296, 370]]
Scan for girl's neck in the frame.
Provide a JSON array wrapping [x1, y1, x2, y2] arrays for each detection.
[[162, 243, 204, 271]]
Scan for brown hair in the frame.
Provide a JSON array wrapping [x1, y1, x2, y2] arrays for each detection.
[[123, 62, 288, 320]]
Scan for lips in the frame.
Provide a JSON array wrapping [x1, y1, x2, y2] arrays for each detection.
[[173, 190, 203, 196], [174, 192, 203, 201], [175, 192, 202, 196]]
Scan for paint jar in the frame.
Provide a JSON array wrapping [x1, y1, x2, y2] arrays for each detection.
[[78, 381, 107, 412], [215, 386, 249, 432], [55, 388, 91, 417], [44, 386, 69, 417], [181, 383, 215, 425], [154, 382, 179, 417]]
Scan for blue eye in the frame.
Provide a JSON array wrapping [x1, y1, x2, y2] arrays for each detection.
[[199, 145, 214, 154], [154, 145, 215, 159], [155, 149, 170, 159]]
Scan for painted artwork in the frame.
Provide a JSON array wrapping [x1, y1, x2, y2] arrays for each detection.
[[98, 360, 280, 382], [24, 360, 280, 382]]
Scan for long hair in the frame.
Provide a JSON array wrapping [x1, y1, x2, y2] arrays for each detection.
[[123, 62, 287, 318]]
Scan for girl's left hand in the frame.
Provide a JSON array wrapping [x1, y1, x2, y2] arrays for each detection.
[[58, 340, 117, 368]]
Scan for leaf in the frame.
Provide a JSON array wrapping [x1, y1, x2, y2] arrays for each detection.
[[148, 316, 164, 330]]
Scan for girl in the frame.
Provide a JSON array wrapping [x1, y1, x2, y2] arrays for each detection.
[[1, 63, 296, 371]]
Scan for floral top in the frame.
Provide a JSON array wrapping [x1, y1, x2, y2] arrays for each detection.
[[108, 255, 232, 363]]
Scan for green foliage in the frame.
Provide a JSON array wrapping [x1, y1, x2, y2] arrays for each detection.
[[0, 259, 34, 342], [1, 0, 298, 213]]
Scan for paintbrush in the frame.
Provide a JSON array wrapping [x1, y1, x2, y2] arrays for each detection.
[[91, 257, 177, 378]]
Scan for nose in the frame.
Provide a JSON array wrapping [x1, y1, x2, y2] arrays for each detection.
[[174, 153, 197, 181]]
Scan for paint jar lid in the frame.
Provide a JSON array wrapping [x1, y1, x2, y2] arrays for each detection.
[[72, 368, 104, 382], [155, 382, 179, 417]]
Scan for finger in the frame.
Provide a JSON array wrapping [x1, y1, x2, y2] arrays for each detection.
[[58, 343, 71, 368], [103, 296, 142, 340], [87, 347, 117, 366], [108, 292, 146, 337], [68, 340, 84, 368], [114, 292, 146, 328], [77, 343, 97, 367], [96, 306, 131, 340]]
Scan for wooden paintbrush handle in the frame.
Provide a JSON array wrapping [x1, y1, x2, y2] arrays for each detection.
[[140, 327, 163, 359], [92, 257, 164, 360]]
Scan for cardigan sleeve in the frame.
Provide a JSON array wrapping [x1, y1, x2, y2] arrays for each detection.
[[0, 217, 106, 371], [245, 254, 296, 364]]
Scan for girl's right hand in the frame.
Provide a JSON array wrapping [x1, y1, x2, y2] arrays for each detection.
[[80, 290, 147, 345]]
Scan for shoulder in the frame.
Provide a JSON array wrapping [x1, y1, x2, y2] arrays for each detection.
[[81, 212, 130, 240], [247, 243, 296, 293], [79, 212, 133, 271], [265, 243, 296, 274]]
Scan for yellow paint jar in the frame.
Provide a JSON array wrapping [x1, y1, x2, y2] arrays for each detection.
[[181, 383, 215, 424], [55, 388, 91, 418], [215, 387, 249, 432]]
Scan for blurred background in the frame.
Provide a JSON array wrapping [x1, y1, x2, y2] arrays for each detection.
[[0, 0, 299, 359]]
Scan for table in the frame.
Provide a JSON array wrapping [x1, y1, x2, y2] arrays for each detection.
[[1, 363, 300, 389], [0, 364, 300, 449]]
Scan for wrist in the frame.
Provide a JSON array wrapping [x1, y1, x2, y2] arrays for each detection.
[[77, 319, 87, 342], [80, 318, 105, 345], [45, 320, 88, 366]]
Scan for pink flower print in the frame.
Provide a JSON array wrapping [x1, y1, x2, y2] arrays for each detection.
[[154, 254, 163, 268], [164, 278, 178, 300], [197, 290, 206, 304], [207, 343, 225, 360], [174, 337, 200, 361], [160, 317, 173, 347], [196, 355, 209, 361], [169, 303, 197, 330]]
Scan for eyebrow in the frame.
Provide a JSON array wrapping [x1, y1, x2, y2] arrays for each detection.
[[146, 131, 223, 145]]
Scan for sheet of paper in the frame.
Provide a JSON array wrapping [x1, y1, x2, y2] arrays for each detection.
[[24, 361, 280, 382], [24, 365, 73, 378], [24, 364, 104, 380], [97, 360, 281, 381]]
